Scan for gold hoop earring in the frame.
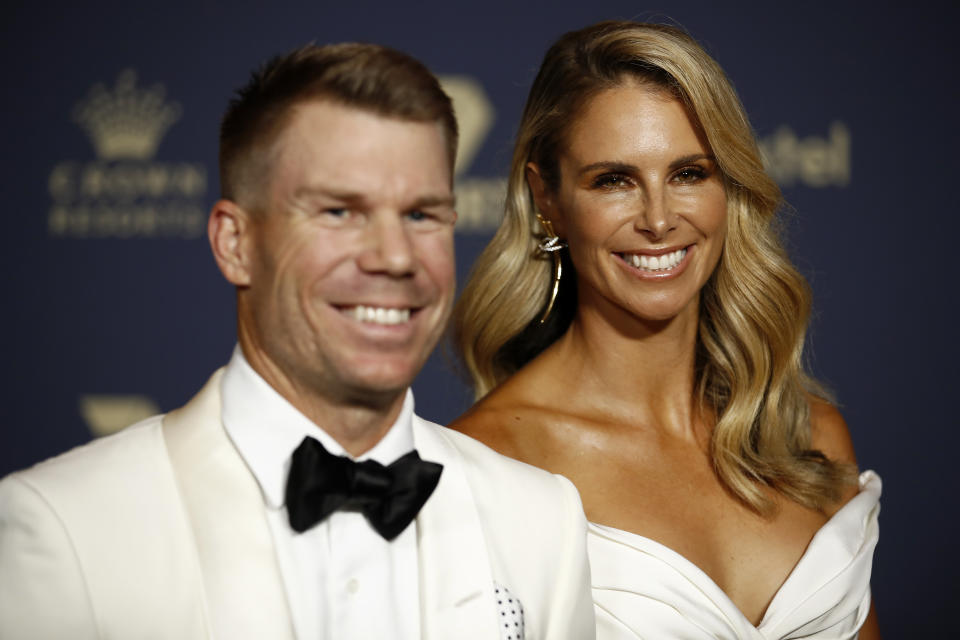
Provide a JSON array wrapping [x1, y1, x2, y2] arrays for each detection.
[[535, 214, 566, 323]]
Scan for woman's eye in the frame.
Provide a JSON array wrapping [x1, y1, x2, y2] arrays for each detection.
[[674, 167, 707, 183], [593, 173, 630, 188]]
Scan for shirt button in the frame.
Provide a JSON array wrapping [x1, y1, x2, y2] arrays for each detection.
[[347, 578, 359, 595]]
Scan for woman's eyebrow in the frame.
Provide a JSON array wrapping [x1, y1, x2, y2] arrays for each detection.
[[576, 161, 637, 177], [668, 153, 715, 170]]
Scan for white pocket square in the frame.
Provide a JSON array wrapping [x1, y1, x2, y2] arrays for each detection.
[[494, 583, 524, 640]]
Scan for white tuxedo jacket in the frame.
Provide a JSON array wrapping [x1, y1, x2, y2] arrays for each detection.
[[0, 372, 594, 639]]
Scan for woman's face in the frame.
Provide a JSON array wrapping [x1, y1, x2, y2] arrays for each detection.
[[529, 82, 727, 327]]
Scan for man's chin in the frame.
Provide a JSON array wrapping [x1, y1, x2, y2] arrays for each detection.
[[331, 359, 423, 405], [335, 379, 412, 411]]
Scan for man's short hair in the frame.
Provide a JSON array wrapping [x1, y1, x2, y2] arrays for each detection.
[[219, 42, 458, 208]]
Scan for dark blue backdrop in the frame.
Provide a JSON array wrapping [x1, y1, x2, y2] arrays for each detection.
[[4, 1, 957, 634]]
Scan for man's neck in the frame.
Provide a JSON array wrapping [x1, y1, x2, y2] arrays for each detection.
[[240, 345, 407, 458], [297, 387, 408, 458]]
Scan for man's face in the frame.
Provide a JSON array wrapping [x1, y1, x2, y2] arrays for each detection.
[[239, 100, 456, 405]]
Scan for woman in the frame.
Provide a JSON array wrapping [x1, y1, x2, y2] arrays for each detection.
[[451, 21, 880, 639]]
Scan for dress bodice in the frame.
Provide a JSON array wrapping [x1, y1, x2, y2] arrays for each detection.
[[589, 471, 880, 639]]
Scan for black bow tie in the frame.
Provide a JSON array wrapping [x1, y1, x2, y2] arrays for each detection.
[[285, 436, 443, 541]]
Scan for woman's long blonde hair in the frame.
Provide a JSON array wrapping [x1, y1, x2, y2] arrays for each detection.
[[453, 21, 854, 513]]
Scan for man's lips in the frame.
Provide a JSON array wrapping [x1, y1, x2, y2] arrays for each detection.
[[336, 304, 417, 326]]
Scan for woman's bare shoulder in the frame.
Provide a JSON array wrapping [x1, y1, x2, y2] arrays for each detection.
[[807, 396, 863, 510], [448, 371, 574, 465], [448, 399, 517, 446], [807, 396, 858, 467], [451, 387, 540, 454]]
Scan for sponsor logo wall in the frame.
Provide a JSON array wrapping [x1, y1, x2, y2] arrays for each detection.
[[50, 70, 207, 239], [3, 2, 957, 635]]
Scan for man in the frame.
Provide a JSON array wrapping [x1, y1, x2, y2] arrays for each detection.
[[0, 44, 594, 639]]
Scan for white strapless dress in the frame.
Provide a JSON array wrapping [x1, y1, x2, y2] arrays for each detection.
[[589, 471, 880, 639]]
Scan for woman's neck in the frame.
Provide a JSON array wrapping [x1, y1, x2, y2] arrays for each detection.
[[537, 299, 705, 438]]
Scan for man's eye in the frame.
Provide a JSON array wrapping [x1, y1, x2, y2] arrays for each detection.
[[405, 208, 456, 229], [324, 208, 348, 217]]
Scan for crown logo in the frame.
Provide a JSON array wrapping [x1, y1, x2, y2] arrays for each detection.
[[72, 69, 182, 160]]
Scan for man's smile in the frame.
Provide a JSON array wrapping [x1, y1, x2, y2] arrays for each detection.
[[341, 305, 413, 325]]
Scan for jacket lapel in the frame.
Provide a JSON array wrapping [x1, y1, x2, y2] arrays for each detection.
[[162, 370, 295, 640], [413, 417, 499, 640]]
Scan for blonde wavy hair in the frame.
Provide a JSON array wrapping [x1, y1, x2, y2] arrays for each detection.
[[453, 21, 854, 513]]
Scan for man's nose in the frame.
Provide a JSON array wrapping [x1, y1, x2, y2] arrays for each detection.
[[357, 213, 416, 276]]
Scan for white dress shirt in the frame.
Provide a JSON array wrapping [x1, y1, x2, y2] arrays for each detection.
[[221, 348, 421, 640]]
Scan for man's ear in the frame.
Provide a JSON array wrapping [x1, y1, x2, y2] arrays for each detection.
[[525, 162, 564, 237], [208, 199, 254, 286]]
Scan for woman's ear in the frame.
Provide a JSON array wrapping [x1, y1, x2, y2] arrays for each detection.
[[526, 162, 564, 236], [208, 199, 254, 287]]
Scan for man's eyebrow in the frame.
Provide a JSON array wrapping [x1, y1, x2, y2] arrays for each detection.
[[293, 186, 455, 208], [411, 194, 456, 209], [294, 185, 364, 202]]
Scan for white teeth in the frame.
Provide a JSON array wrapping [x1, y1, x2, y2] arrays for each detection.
[[350, 305, 411, 325], [627, 248, 687, 272]]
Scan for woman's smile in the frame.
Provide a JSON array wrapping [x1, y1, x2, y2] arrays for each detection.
[[533, 81, 727, 324]]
